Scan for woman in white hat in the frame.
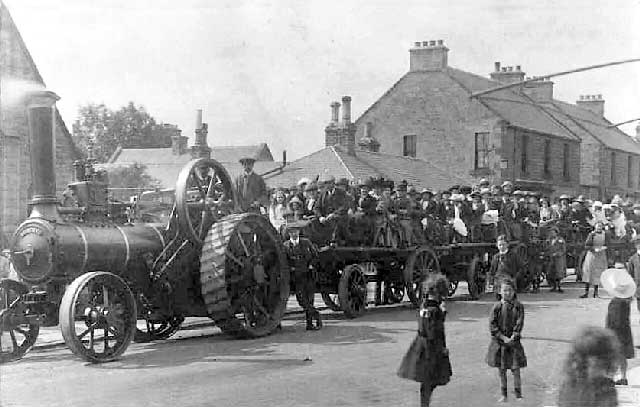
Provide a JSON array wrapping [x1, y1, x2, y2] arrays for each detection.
[[581, 221, 610, 298], [601, 264, 636, 385]]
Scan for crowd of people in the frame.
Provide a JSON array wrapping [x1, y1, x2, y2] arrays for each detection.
[[265, 175, 640, 247]]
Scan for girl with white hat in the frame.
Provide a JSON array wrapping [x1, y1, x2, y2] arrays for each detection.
[[601, 264, 636, 385]]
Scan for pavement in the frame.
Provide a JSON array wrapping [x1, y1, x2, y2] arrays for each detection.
[[3, 271, 640, 406]]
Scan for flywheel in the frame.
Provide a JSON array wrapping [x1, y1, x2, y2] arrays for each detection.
[[199, 213, 289, 338]]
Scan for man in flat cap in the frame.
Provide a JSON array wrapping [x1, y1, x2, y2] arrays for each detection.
[[283, 221, 322, 330], [235, 156, 269, 213], [314, 174, 350, 244]]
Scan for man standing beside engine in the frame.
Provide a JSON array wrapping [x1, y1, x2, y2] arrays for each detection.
[[235, 156, 269, 214], [283, 221, 322, 330]]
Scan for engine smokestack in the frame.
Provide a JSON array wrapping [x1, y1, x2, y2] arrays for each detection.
[[26, 90, 60, 220]]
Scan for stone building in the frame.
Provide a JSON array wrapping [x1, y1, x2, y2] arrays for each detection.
[[0, 4, 79, 241], [351, 40, 640, 200], [264, 96, 467, 190]]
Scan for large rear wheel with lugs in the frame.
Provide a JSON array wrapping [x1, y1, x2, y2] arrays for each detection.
[[200, 213, 289, 338]]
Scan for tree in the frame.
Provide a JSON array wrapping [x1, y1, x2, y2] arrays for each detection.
[[72, 102, 171, 162], [105, 163, 159, 201]]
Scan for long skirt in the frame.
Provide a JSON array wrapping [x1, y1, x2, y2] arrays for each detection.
[[397, 336, 452, 386], [582, 250, 607, 285]]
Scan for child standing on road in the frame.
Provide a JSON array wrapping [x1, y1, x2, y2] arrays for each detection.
[[397, 273, 452, 407], [486, 278, 527, 402], [601, 264, 636, 385]]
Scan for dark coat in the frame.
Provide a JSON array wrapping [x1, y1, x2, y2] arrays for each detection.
[[486, 300, 527, 369], [606, 297, 634, 359], [235, 172, 268, 211], [358, 194, 378, 216], [314, 188, 349, 218], [392, 196, 420, 219], [283, 238, 317, 283], [546, 236, 567, 281], [489, 250, 524, 285], [397, 300, 452, 386], [584, 230, 612, 251], [500, 200, 516, 222]]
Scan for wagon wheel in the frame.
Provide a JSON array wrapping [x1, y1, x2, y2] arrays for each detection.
[[320, 290, 341, 311], [404, 247, 441, 307], [384, 281, 405, 304], [134, 315, 184, 343], [338, 264, 368, 318], [59, 272, 137, 363], [467, 256, 485, 300], [0, 279, 39, 363], [175, 158, 238, 245], [448, 280, 459, 297], [200, 213, 289, 338]]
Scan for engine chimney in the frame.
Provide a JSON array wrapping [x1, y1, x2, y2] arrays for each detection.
[[191, 109, 211, 159], [26, 90, 61, 220]]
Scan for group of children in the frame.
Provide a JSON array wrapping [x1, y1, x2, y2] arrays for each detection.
[[397, 263, 637, 406]]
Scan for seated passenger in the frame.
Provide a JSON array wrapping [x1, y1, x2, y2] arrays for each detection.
[[268, 189, 287, 231]]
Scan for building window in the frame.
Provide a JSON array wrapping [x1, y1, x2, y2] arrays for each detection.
[[474, 132, 490, 170], [403, 135, 417, 158], [628, 156, 633, 188], [611, 151, 616, 185], [520, 134, 528, 174], [544, 139, 551, 176], [563, 143, 570, 180]]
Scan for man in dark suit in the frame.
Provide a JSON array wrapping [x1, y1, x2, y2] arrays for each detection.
[[283, 222, 321, 330], [314, 175, 349, 244], [235, 156, 269, 213]]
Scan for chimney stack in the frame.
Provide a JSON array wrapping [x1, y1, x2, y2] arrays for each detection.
[[409, 39, 449, 72], [358, 121, 381, 153], [576, 94, 605, 117], [191, 109, 211, 159], [325, 96, 356, 156], [170, 127, 188, 155], [490, 61, 525, 84], [523, 77, 554, 102], [342, 96, 352, 124]]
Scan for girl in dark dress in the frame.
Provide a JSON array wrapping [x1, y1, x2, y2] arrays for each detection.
[[397, 273, 452, 407], [601, 265, 636, 385], [486, 278, 526, 402], [558, 326, 621, 407]]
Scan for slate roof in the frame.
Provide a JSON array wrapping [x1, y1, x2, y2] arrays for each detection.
[[445, 68, 579, 141], [264, 146, 467, 190], [108, 143, 274, 164], [103, 143, 280, 188]]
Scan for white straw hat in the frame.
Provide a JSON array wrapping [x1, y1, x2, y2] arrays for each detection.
[[600, 266, 636, 298]]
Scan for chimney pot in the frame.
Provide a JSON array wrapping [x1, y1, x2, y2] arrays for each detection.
[[414, 41, 421, 47], [330, 101, 340, 123], [597, 94, 602, 99], [437, 39, 443, 45], [501, 67, 507, 72], [429, 40, 436, 46], [422, 41, 429, 46], [516, 65, 521, 71], [196, 109, 203, 130], [508, 66, 513, 72], [342, 96, 352, 124], [494, 61, 501, 72]]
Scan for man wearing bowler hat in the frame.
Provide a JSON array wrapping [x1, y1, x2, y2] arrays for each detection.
[[283, 221, 322, 330], [235, 156, 269, 213]]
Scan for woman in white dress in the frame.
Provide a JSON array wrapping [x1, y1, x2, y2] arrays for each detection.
[[581, 221, 610, 298]]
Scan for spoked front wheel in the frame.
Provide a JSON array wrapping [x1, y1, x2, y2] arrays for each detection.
[[0, 279, 39, 363], [59, 272, 137, 363]]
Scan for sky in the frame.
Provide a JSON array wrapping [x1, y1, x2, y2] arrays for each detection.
[[4, 0, 640, 161]]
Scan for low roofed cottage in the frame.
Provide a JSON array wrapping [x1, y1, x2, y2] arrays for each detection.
[[105, 111, 281, 193]]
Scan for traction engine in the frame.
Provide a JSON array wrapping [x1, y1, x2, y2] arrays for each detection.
[[0, 90, 289, 363]]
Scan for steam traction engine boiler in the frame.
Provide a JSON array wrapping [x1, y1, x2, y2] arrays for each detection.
[[0, 90, 289, 363]]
